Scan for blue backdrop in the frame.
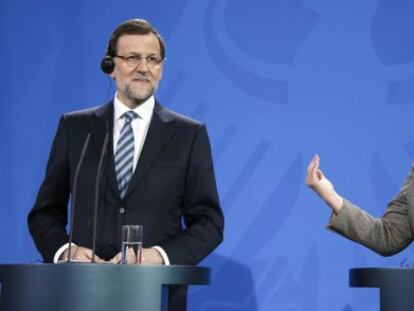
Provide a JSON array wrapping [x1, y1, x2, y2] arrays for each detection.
[[2, 0, 414, 310]]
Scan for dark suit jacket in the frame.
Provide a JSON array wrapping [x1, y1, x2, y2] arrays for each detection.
[[28, 100, 224, 310]]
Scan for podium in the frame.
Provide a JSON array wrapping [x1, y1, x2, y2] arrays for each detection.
[[0, 264, 209, 311], [350, 267, 414, 311]]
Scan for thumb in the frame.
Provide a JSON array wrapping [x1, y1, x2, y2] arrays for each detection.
[[316, 169, 324, 180]]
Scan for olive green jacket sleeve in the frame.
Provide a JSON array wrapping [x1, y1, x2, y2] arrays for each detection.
[[327, 166, 414, 256]]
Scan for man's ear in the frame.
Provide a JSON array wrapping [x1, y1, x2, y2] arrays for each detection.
[[109, 69, 116, 79]]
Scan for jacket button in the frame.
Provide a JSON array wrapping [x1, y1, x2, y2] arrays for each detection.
[[119, 207, 125, 214]]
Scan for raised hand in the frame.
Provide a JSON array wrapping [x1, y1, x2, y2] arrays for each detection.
[[306, 155, 343, 213]]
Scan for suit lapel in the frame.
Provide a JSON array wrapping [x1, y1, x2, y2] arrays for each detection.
[[124, 102, 176, 199], [89, 101, 120, 199]]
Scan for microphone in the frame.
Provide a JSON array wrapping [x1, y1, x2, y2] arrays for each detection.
[[67, 133, 91, 262], [91, 127, 109, 263]]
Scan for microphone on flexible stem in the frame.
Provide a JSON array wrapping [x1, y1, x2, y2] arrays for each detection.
[[91, 127, 109, 263], [67, 133, 91, 262]]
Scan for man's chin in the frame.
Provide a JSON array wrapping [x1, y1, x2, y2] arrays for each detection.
[[129, 92, 153, 105], [122, 85, 156, 106], [132, 86, 153, 98]]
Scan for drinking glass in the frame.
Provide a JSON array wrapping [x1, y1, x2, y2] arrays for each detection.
[[121, 225, 143, 264]]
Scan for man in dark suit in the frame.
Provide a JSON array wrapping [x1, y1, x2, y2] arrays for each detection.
[[28, 19, 224, 310]]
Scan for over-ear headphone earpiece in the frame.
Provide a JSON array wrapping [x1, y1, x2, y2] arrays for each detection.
[[100, 55, 115, 74]]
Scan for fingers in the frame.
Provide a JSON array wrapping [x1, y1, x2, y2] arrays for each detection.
[[126, 247, 137, 264], [110, 252, 122, 264], [91, 253, 105, 263], [306, 154, 321, 186], [69, 247, 104, 263], [111, 248, 139, 264], [305, 155, 344, 212], [141, 248, 163, 265], [73, 247, 93, 262], [316, 168, 324, 180], [313, 155, 320, 176], [63, 247, 161, 265]]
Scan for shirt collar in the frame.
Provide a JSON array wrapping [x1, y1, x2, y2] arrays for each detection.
[[113, 93, 155, 122]]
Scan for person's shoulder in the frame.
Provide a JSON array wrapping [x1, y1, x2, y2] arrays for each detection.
[[62, 101, 112, 121], [156, 102, 203, 128]]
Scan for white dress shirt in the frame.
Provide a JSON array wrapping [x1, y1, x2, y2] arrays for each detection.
[[54, 94, 170, 265], [112, 94, 153, 171]]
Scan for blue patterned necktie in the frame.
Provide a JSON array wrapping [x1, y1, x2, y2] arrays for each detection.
[[115, 111, 137, 199]]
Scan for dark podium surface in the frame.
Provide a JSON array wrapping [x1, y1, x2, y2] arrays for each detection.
[[0, 263, 210, 311], [350, 267, 414, 311]]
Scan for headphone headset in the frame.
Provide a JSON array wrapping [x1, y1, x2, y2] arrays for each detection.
[[100, 53, 115, 74]]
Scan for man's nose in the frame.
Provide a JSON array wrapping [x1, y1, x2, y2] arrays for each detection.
[[134, 58, 149, 72]]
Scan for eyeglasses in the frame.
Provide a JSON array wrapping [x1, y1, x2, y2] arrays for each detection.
[[114, 54, 163, 68]]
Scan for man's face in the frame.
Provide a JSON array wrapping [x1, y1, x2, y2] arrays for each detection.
[[110, 33, 163, 108]]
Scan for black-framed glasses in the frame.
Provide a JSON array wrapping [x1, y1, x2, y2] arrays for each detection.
[[114, 54, 163, 68]]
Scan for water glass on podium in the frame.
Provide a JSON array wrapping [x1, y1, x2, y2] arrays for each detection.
[[121, 225, 143, 264]]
